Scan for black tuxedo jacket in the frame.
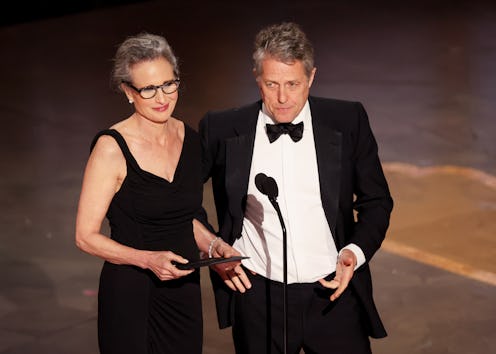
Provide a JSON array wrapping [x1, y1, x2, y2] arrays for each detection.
[[199, 96, 393, 338]]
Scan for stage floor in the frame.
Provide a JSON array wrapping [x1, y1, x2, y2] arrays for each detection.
[[1, 1, 495, 353]]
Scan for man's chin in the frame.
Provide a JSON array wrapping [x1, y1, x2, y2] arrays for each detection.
[[273, 112, 297, 124]]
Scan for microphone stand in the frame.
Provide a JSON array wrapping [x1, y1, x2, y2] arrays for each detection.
[[254, 173, 288, 354], [268, 196, 288, 354]]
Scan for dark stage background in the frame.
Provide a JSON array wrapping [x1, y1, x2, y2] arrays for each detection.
[[1, 1, 495, 353]]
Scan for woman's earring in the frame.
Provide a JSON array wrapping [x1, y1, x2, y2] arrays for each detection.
[[128, 99, 133, 104]]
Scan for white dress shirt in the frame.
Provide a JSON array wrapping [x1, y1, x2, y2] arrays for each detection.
[[233, 101, 365, 283]]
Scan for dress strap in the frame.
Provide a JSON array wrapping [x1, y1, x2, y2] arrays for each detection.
[[90, 129, 139, 169]]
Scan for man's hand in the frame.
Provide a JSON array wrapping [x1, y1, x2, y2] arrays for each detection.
[[210, 239, 252, 293], [318, 249, 357, 301]]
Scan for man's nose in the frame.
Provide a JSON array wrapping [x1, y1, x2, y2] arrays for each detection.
[[277, 87, 287, 103]]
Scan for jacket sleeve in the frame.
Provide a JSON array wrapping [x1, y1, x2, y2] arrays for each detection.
[[349, 102, 393, 262]]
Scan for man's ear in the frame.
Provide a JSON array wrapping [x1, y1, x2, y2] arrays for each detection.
[[253, 67, 259, 79], [308, 67, 317, 88]]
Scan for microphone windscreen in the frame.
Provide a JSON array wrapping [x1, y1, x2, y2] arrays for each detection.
[[255, 173, 268, 195], [264, 176, 279, 199], [255, 172, 279, 199]]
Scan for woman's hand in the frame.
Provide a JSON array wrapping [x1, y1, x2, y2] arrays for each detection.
[[146, 250, 194, 281]]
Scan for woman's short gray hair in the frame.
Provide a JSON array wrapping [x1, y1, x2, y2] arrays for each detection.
[[253, 22, 314, 77], [111, 32, 179, 91]]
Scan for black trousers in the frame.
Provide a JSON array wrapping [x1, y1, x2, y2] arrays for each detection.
[[232, 271, 371, 354]]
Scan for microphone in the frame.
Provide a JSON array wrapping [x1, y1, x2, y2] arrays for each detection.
[[255, 173, 278, 202], [254, 172, 288, 354]]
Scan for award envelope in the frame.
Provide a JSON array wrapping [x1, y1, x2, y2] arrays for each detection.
[[173, 256, 249, 270]]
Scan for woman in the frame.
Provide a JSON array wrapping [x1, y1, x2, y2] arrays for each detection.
[[75, 32, 233, 354]]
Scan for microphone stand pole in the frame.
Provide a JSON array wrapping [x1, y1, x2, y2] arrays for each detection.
[[269, 197, 288, 354]]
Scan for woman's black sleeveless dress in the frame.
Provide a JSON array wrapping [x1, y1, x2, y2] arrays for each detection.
[[90, 126, 203, 354]]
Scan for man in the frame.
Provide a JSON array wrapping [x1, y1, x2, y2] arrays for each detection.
[[199, 22, 393, 354]]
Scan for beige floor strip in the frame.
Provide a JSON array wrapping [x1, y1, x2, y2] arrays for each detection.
[[383, 162, 496, 189], [382, 240, 496, 287]]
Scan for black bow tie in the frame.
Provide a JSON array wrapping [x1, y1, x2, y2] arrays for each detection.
[[266, 122, 304, 143]]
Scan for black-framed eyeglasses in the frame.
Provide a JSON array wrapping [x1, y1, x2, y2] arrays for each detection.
[[124, 79, 180, 99]]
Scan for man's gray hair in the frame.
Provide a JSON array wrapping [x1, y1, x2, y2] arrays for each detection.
[[253, 22, 314, 77]]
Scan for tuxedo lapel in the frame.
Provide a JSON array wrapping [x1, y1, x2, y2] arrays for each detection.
[[224, 104, 260, 236], [310, 99, 343, 246], [225, 133, 255, 210]]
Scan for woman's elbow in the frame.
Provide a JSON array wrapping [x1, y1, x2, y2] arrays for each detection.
[[75, 230, 90, 252]]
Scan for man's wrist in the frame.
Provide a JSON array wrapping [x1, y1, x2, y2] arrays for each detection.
[[340, 243, 365, 269]]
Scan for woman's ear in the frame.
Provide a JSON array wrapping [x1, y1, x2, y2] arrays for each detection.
[[121, 83, 134, 103]]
